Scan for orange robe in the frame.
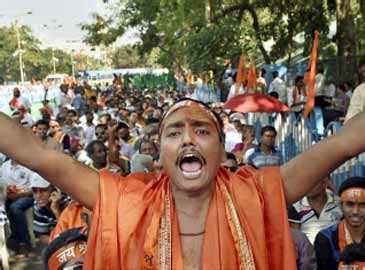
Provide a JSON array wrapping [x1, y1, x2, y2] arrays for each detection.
[[49, 201, 89, 243], [84, 167, 296, 269]]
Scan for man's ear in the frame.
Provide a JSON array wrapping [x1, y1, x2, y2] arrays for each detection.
[[220, 145, 226, 163]]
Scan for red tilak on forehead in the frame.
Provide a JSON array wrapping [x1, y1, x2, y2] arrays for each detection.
[[159, 100, 222, 137]]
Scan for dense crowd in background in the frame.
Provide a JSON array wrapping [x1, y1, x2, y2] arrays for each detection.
[[0, 59, 365, 269]]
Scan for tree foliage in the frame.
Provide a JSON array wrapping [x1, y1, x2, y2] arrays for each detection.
[[0, 25, 103, 83], [82, 0, 365, 82], [107, 45, 160, 68]]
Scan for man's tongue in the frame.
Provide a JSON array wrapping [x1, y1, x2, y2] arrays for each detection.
[[181, 161, 202, 172]]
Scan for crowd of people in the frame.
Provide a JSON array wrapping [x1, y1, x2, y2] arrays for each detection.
[[0, 59, 364, 269]]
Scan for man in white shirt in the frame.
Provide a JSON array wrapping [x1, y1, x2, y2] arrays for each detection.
[[227, 74, 246, 100], [117, 122, 137, 160], [269, 71, 287, 104], [11, 107, 34, 128], [293, 177, 342, 244], [345, 59, 365, 122], [256, 68, 267, 93], [1, 159, 34, 254], [0, 152, 6, 167], [80, 110, 96, 146], [55, 84, 71, 114], [315, 66, 325, 97], [8, 87, 31, 112]]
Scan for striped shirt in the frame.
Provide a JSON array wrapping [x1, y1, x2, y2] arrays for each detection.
[[246, 146, 283, 168], [293, 190, 342, 244], [33, 204, 57, 236], [33, 195, 70, 236]]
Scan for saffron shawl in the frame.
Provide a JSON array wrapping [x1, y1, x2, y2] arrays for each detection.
[[84, 167, 296, 269]]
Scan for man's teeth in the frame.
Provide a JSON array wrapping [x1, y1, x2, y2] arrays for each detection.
[[182, 169, 202, 179]]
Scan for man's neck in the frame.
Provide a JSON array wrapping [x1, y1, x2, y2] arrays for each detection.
[[260, 144, 272, 154], [307, 192, 328, 215], [347, 223, 365, 243], [172, 183, 213, 220]]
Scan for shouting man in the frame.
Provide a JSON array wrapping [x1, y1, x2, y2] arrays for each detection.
[[1, 98, 365, 269]]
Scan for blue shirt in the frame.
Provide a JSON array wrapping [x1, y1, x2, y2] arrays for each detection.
[[246, 146, 283, 168], [72, 94, 85, 111]]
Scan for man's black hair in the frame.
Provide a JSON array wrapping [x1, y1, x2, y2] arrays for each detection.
[[272, 71, 279, 78], [340, 243, 365, 264], [338, 177, 365, 196], [261, 125, 277, 136], [85, 110, 93, 115], [225, 152, 237, 162], [145, 118, 160, 125], [86, 140, 106, 157], [295, 75, 304, 85], [268, 91, 279, 99], [67, 109, 77, 117], [138, 138, 159, 155], [116, 121, 129, 131], [60, 84, 68, 92], [35, 119, 50, 128], [95, 124, 107, 130]]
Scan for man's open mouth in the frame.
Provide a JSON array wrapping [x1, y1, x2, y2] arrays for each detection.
[[177, 151, 206, 179]]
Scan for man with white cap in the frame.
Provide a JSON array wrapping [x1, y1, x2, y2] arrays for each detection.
[[224, 112, 246, 152], [130, 154, 154, 173], [31, 173, 63, 244], [1, 158, 33, 255]]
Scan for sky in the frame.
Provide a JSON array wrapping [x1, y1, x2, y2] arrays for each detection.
[[0, 0, 134, 55]]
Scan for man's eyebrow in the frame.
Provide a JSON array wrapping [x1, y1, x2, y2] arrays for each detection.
[[190, 120, 213, 128], [164, 119, 213, 130], [164, 121, 185, 130]]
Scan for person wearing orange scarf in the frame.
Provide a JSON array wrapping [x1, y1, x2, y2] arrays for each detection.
[[2, 99, 365, 269], [314, 177, 365, 269]]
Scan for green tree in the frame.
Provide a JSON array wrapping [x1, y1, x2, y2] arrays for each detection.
[[107, 45, 159, 68], [82, 0, 365, 84]]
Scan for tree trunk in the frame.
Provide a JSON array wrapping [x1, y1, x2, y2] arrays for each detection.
[[246, 6, 272, 64], [212, 3, 272, 64], [336, 0, 357, 83]]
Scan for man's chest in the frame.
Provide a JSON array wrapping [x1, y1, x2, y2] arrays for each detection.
[[181, 236, 204, 270], [299, 204, 342, 226]]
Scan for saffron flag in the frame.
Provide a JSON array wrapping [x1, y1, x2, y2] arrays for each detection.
[[303, 31, 319, 118], [235, 55, 246, 95], [247, 63, 257, 90], [187, 71, 193, 86]]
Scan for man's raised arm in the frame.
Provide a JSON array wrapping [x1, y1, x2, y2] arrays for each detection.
[[281, 112, 365, 205], [0, 113, 98, 209]]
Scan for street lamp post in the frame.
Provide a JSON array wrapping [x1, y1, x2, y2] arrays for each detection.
[[14, 21, 25, 83], [65, 40, 80, 78], [0, 10, 32, 84], [52, 48, 56, 74], [42, 23, 63, 75], [71, 50, 75, 77]]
